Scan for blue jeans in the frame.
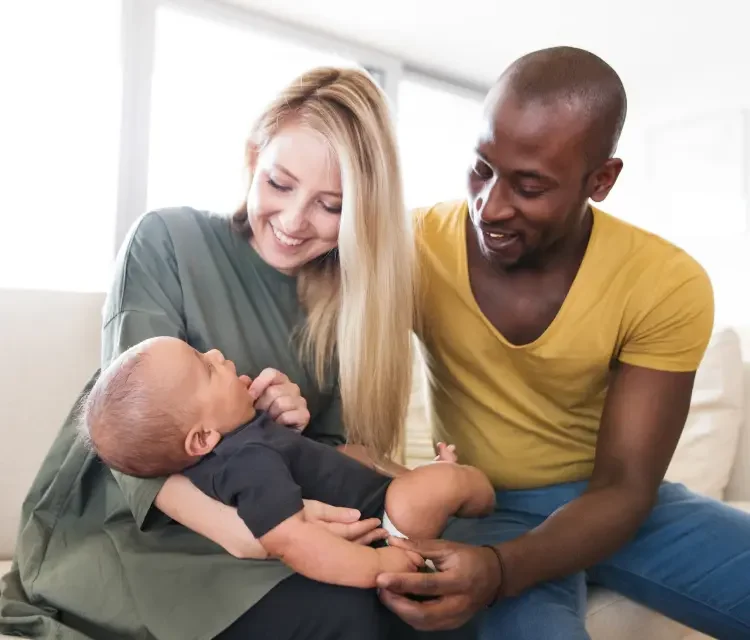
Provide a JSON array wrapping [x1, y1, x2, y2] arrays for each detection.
[[442, 481, 750, 639]]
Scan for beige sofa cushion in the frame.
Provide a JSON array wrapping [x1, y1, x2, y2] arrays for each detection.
[[665, 327, 745, 500]]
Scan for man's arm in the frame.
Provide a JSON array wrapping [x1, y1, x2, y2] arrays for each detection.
[[496, 363, 695, 595]]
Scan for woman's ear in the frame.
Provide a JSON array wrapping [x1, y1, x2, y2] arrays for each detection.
[[184, 426, 222, 458]]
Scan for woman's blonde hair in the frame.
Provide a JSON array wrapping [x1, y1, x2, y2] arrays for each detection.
[[233, 67, 414, 458]]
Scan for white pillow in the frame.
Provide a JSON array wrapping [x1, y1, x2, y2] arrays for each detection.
[[665, 327, 744, 500]]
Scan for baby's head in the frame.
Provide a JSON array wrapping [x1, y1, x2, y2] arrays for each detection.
[[82, 336, 256, 477]]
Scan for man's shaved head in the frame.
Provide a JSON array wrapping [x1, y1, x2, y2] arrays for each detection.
[[466, 46, 626, 270], [495, 46, 627, 164]]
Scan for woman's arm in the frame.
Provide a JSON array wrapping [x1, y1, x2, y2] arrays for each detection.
[[157, 476, 388, 557], [261, 512, 422, 588], [155, 475, 268, 559]]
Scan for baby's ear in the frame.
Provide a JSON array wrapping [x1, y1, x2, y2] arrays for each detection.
[[185, 426, 222, 458]]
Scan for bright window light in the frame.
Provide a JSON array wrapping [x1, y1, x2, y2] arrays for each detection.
[[147, 6, 356, 214], [398, 77, 484, 211], [0, 0, 121, 292]]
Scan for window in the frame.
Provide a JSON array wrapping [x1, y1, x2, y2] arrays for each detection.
[[397, 76, 484, 210], [0, 0, 121, 291], [146, 6, 357, 214]]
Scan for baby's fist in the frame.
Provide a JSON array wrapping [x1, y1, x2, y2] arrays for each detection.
[[376, 546, 424, 574]]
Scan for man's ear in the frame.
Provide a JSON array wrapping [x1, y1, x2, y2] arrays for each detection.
[[185, 426, 222, 458], [589, 158, 623, 203]]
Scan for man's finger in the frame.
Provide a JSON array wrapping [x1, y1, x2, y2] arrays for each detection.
[[386, 536, 455, 561], [376, 569, 461, 596]]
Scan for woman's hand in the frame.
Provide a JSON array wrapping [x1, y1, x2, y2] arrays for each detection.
[[376, 537, 502, 631], [303, 500, 388, 546], [248, 368, 310, 430]]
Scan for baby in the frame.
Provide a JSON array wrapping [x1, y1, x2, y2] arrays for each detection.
[[81, 336, 495, 589]]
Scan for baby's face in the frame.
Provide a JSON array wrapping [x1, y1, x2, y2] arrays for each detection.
[[144, 337, 256, 435]]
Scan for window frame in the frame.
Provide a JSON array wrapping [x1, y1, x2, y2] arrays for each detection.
[[115, 0, 488, 252]]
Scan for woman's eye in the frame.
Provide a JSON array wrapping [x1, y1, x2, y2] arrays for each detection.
[[320, 201, 342, 214], [267, 177, 292, 192]]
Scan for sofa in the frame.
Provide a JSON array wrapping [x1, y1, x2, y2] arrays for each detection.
[[0, 288, 747, 639]]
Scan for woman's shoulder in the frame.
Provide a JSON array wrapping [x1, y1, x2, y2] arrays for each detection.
[[132, 207, 229, 240], [121, 207, 235, 261]]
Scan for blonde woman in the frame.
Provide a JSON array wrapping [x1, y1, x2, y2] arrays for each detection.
[[1, 68, 420, 640]]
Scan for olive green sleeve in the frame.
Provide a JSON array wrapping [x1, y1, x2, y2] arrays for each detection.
[[101, 211, 186, 529]]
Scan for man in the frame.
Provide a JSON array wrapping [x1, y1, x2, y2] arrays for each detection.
[[378, 47, 750, 638]]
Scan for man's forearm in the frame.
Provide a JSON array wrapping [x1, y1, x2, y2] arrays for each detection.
[[496, 483, 653, 597]]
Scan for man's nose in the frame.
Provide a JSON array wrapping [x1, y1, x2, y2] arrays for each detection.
[[476, 179, 515, 222]]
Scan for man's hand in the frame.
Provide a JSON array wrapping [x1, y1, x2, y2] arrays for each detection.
[[376, 537, 501, 631], [303, 499, 388, 546], [248, 368, 310, 430]]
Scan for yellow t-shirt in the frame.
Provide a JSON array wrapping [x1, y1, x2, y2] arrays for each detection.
[[415, 200, 714, 489]]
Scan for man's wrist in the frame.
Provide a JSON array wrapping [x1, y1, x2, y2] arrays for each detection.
[[481, 545, 506, 604]]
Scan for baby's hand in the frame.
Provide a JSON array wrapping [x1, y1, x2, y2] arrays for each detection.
[[434, 442, 458, 463], [376, 546, 424, 574]]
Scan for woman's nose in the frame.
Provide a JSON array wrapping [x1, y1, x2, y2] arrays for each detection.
[[276, 200, 309, 233]]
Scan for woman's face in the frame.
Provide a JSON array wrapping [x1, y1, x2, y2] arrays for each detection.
[[247, 124, 343, 275]]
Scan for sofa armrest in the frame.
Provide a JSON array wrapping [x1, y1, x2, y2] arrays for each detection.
[[725, 364, 750, 501]]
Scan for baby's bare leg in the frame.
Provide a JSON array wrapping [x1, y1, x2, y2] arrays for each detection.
[[384, 463, 495, 540]]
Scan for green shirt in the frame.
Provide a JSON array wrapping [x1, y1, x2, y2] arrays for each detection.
[[0, 208, 345, 640]]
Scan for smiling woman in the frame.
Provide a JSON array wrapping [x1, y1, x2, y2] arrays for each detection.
[[1, 65, 418, 640], [245, 125, 343, 275]]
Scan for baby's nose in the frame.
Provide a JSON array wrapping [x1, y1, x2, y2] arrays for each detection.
[[206, 349, 225, 363]]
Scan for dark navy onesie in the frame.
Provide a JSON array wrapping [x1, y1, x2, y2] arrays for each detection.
[[184, 412, 392, 537]]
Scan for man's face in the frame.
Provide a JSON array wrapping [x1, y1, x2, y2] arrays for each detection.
[[467, 87, 614, 269]]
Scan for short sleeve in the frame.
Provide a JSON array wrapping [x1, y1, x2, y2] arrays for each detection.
[[618, 253, 714, 372], [102, 211, 186, 368], [215, 446, 304, 537], [102, 211, 187, 529]]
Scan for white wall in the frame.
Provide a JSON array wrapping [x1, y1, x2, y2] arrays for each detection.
[[0, 290, 103, 557]]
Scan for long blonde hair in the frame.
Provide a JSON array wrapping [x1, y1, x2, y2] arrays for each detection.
[[233, 67, 414, 458]]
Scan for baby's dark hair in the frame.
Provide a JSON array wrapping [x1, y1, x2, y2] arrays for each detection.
[[80, 347, 197, 478]]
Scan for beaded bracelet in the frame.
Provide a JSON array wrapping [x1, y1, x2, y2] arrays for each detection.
[[481, 545, 507, 605]]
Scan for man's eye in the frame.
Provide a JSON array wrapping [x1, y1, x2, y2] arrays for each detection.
[[471, 161, 493, 180], [516, 186, 546, 199]]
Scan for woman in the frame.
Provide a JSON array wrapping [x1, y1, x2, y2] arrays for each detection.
[[0, 67, 416, 639]]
